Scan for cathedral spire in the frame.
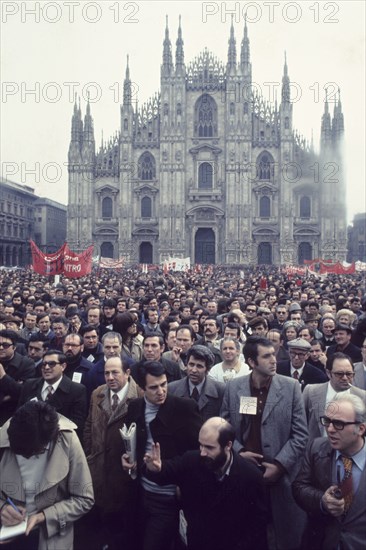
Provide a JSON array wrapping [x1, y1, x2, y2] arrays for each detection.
[[321, 88, 332, 151], [175, 15, 185, 71], [332, 88, 344, 146], [162, 15, 173, 76], [227, 15, 237, 71], [240, 16, 250, 71], [123, 55, 132, 105], [71, 94, 82, 143], [281, 52, 290, 103], [83, 93, 94, 143]]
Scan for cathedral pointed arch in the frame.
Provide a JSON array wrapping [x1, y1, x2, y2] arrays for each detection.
[[138, 152, 156, 180], [256, 151, 275, 181], [194, 94, 218, 138]]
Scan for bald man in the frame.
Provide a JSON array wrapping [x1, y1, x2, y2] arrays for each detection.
[[143, 417, 268, 550]]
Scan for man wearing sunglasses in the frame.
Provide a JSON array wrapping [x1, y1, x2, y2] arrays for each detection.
[[18, 349, 87, 437], [0, 329, 36, 426], [293, 393, 366, 549], [303, 352, 366, 442]]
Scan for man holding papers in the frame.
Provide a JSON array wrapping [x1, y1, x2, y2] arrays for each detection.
[[84, 356, 141, 550], [122, 360, 202, 550]]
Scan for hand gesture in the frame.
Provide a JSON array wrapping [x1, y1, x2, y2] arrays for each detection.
[[239, 451, 263, 466], [0, 503, 26, 527], [144, 442, 162, 472]]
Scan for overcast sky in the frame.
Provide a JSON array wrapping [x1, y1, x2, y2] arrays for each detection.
[[1, 0, 365, 223]]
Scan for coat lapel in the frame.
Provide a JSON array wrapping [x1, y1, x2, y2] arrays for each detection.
[[262, 375, 283, 423]]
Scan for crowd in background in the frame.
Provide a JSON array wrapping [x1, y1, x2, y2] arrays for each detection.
[[0, 265, 365, 550]]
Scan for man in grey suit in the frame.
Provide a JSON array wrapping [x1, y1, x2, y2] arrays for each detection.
[[303, 352, 366, 442], [293, 393, 366, 550], [221, 336, 308, 550], [168, 345, 225, 422], [353, 336, 366, 390]]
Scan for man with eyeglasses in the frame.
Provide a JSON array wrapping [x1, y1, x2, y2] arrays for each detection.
[[277, 338, 327, 390], [62, 333, 93, 391], [303, 352, 366, 442], [0, 329, 36, 426], [352, 337, 366, 390], [269, 304, 289, 330], [18, 349, 87, 436], [293, 393, 366, 549]]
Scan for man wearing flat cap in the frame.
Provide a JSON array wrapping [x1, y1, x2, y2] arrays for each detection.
[[277, 338, 328, 390]]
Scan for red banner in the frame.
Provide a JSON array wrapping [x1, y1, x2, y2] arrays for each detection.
[[30, 241, 66, 275], [63, 244, 94, 277], [30, 241, 93, 277]]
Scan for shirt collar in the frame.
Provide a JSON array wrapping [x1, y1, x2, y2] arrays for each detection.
[[336, 440, 366, 471]]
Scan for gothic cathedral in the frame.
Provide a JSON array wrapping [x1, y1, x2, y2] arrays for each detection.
[[67, 19, 346, 265]]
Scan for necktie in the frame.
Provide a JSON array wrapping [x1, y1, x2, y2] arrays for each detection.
[[340, 456, 353, 513], [46, 386, 54, 400], [191, 387, 200, 402], [292, 370, 299, 380], [111, 393, 119, 411]]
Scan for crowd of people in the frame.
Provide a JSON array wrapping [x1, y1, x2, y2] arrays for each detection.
[[0, 265, 365, 550]]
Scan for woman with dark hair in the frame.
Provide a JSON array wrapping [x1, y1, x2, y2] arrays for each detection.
[[113, 312, 143, 362], [0, 401, 94, 549]]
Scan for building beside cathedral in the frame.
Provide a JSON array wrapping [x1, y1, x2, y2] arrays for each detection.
[[67, 19, 346, 265]]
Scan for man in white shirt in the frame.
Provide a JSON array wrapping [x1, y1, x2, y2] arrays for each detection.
[[84, 356, 141, 550], [18, 350, 87, 436], [303, 352, 366, 442]]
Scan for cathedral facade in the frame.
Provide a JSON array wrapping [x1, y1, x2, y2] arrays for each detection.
[[67, 20, 346, 265]]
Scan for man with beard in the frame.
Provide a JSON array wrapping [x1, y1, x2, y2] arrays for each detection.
[[62, 333, 92, 394], [144, 417, 267, 550]]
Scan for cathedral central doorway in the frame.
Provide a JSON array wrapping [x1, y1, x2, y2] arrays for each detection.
[[258, 242, 272, 264], [101, 242, 114, 258], [139, 242, 153, 264], [195, 228, 215, 264]]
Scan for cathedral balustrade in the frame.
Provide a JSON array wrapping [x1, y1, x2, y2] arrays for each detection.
[[134, 217, 158, 226], [293, 217, 318, 225], [188, 189, 222, 202], [253, 217, 278, 225], [95, 218, 118, 225]]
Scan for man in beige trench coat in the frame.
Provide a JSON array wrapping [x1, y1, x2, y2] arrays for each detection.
[[0, 400, 94, 549]]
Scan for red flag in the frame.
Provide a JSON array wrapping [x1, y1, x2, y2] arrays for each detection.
[[30, 240, 65, 275], [63, 244, 94, 278]]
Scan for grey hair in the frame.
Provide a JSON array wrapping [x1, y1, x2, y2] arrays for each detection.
[[220, 337, 241, 352], [327, 393, 366, 423], [102, 331, 122, 345]]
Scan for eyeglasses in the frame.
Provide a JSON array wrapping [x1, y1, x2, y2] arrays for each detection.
[[320, 416, 361, 431], [289, 351, 307, 358], [246, 309, 256, 313], [331, 371, 355, 379], [42, 361, 61, 368], [0, 342, 14, 349]]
